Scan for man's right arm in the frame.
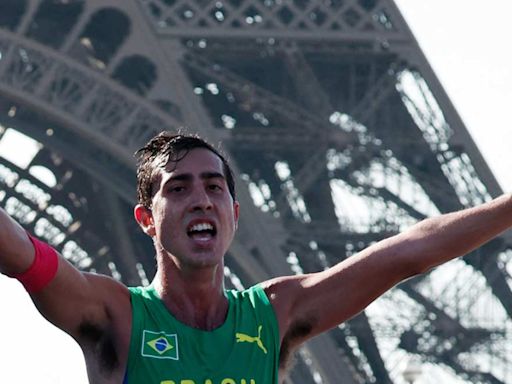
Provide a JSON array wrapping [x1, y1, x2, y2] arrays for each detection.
[[0, 207, 131, 346]]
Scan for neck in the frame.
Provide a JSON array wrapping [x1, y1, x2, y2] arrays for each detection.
[[153, 254, 229, 330]]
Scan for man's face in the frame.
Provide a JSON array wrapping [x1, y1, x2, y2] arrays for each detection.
[[136, 148, 239, 269]]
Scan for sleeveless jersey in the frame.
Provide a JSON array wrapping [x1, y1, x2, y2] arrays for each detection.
[[125, 284, 280, 384]]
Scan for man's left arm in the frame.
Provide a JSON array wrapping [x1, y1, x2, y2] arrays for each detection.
[[264, 193, 512, 349]]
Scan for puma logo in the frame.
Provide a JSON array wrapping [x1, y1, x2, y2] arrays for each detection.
[[235, 325, 267, 354]]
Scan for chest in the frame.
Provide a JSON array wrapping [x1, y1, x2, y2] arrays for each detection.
[[125, 286, 279, 384], [128, 322, 273, 384]]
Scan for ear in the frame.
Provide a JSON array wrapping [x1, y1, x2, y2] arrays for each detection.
[[134, 204, 156, 237], [233, 200, 240, 230]]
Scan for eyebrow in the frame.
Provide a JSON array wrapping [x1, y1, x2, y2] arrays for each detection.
[[162, 171, 226, 186]]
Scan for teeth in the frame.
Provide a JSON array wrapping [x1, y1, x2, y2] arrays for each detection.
[[190, 223, 214, 232]]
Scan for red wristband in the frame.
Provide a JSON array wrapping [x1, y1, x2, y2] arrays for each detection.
[[13, 234, 59, 293]]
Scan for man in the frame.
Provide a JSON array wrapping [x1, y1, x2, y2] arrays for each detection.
[[1, 132, 512, 384]]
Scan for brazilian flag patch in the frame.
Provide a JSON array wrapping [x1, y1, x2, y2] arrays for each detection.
[[141, 330, 179, 360]]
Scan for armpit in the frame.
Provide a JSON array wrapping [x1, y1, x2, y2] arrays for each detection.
[[79, 320, 119, 374], [279, 316, 317, 370]]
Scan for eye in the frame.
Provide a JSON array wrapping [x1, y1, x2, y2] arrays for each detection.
[[168, 185, 185, 193], [208, 184, 223, 192]]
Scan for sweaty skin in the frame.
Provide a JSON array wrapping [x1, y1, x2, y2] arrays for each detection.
[[135, 148, 240, 330], [2, 145, 512, 383]]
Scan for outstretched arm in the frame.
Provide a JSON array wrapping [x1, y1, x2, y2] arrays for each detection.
[[0, 207, 130, 344], [265, 193, 512, 349]]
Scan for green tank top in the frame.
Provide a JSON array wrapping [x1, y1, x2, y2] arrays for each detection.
[[125, 284, 280, 384]]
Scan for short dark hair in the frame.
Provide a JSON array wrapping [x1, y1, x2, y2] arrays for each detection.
[[135, 132, 236, 208]]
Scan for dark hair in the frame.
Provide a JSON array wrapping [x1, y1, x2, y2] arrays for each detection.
[[135, 132, 236, 208]]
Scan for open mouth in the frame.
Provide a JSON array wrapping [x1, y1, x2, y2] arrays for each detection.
[[187, 222, 217, 239]]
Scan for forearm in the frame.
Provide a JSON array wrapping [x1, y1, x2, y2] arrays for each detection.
[[394, 193, 512, 274], [0, 207, 34, 276]]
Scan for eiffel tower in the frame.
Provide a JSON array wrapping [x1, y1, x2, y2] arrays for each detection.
[[1, 1, 511, 383]]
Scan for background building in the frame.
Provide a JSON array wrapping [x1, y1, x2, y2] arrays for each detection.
[[0, 0, 511, 382]]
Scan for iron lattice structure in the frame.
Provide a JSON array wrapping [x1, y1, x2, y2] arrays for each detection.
[[1, 1, 512, 383]]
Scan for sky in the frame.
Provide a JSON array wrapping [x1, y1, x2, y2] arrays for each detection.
[[395, 0, 512, 192], [1, 1, 512, 383]]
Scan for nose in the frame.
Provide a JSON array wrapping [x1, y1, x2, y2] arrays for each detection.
[[189, 185, 213, 212]]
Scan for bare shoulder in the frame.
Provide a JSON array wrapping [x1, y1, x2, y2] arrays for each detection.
[[81, 272, 131, 310], [260, 274, 314, 331], [262, 276, 316, 336], [31, 262, 131, 334], [260, 275, 305, 309], [70, 272, 131, 343]]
